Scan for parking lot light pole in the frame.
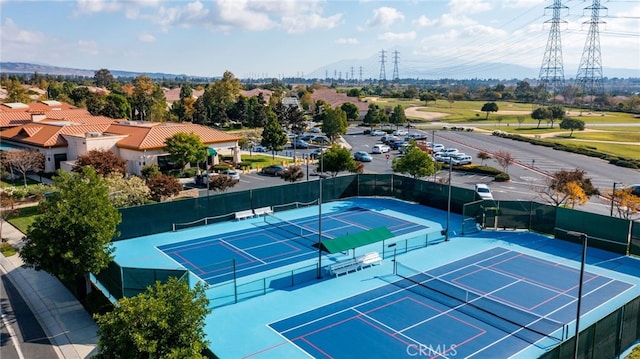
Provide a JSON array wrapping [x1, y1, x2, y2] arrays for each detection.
[[610, 182, 622, 216], [445, 163, 452, 241], [317, 143, 324, 279]]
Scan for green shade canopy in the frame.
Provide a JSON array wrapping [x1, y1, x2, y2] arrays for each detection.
[[207, 148, 217, 155], [321, 227, 394, 254]]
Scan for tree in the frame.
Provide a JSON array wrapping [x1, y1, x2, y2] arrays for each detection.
[[565, 181, 588, 209], [392, 142, 435, 179], [2, 77, 31, 103], [94, 277, 210, 359], [559, 118, 585, 137], [516, 116, 526, 128], [147, 174, 183, 201], [537, 169, 599, 207], [318, 106, 348, 141], [104, 172, 150, 208], [207, 175, 239, 192], [73, 149, 127, 176], [165, 132, 208, 171], [481, 102, 499, 120], [494, 150, 515, 174], [317, 145, 357, 177], [531, 107, 552, 129], [389, 105, 407, 129], [94, 69, 115, 88], [282, 165, 305, 182], [363, 104, 381, 130], [610, 188, 640, 219], [21, 167, 121, 295], [260, 109, 288, 157], [548, 104, 565, 128], [340, 102, 359, 121], [477, 151, 491, 166], [1, 150, 44, 186], [102, 93, 131, 119], [141, 164, 162, 180]]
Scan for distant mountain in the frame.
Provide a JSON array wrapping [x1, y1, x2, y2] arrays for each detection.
[[1, 61, 636, 81], [0, 62, 192, 79]]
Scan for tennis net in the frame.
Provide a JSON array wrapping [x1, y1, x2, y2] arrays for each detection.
[[395, 262, 566, 344], [263, 213, 321, 246]]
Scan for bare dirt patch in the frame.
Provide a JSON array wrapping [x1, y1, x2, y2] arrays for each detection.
[[404, 106, 447, 121]]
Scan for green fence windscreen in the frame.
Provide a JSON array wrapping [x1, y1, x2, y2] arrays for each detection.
[[630, 221, 640, 257], [122, 267, 188, 297], [555, 207, 630, 254]]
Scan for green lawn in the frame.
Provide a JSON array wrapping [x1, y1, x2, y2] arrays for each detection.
[[5, 205, 39, 234]]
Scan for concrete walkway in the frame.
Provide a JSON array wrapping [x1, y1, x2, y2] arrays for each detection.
[[0, 221, 98, 358]]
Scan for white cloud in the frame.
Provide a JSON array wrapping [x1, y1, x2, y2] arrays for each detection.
[[413, 15, 437, 27], [335, 38, 359, 45], [74, 0, 122, 15], [0, 18, 47, 45], [448, 0, 493, 15], [366, 7, 405, 28], [378, 31, 417, 41], [281, 13, 343, 33], [138, 33, 156, 42]]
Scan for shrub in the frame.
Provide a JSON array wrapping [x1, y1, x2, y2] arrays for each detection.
[[211, 164, 232, 172], [495, 172, 510, 182]]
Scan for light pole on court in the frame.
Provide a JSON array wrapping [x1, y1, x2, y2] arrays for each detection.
[[567, 231, 588, 359], [317, 141, 324, 279], [445, 162, 452, 241]]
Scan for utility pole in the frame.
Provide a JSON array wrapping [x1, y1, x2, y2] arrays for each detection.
[[538, 0, 568, 103], [575, 0, 607, 110]]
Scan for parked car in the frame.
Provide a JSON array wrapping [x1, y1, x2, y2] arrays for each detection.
[[221, 169, 240, 180], [290, 139, 309, 149], [370, 129, 386, 136], [252, 145, 266, 152], [393, 129, 408, 136], [398, 143, 412, 154], [390, 140, 407, 150], [297, 134, 315, 141], [312, 136, 330, 144], [450, 155, 473, 165], [372, 144, 390, 154], [475, 184, 494, 200], [407, 133, 427, 140], [354, 151, 373, 162], [261, 164, 286, 176], [431, 144, 445, 152], [310, 127, 322, 133], [381, 135, 398, 144]]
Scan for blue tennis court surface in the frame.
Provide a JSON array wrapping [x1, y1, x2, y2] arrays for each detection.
[[158, 207, 428, 284], [268, 247, 632, 358], [106, 198, 640, 358]]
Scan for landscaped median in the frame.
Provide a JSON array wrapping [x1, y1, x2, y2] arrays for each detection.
[[441, 163, 510, 182]]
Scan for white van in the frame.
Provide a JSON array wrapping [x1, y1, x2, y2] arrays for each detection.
[[475, 184, 494, 200]]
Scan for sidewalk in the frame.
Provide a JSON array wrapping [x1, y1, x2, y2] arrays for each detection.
[[0, 221, 98, 358]]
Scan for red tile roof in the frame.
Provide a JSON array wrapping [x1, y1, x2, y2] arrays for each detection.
[[310, 88, 369, 112]]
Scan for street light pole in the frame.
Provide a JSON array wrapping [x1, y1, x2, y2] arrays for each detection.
[[567, 231, 588, 359], [610, 182, 622, 216]]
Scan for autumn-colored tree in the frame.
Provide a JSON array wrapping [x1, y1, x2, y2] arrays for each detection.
[[537, 169, 599, 207], [207, 175, 239, 192], [610, 188, 640, 220], [565, 181, 588, 208], [73, 149, 126, 176], [147, 175, 183, 201]]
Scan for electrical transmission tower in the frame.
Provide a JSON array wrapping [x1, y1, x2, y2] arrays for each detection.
[[575, 0, 606, 105], [392, 50, 400, 82], [359, 66, 363, 84], [379, 49, 387, 82], [538, 0, 567, 101]]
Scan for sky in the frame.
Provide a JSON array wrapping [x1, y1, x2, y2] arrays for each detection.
[[1, 0, 639, 79]]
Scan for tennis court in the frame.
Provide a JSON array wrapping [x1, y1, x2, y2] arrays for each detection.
[[157, 207, 430, 285], [267, 247, 632, 358]]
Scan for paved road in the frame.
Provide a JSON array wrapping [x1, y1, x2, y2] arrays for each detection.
[[1, 272, 57, 359]]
